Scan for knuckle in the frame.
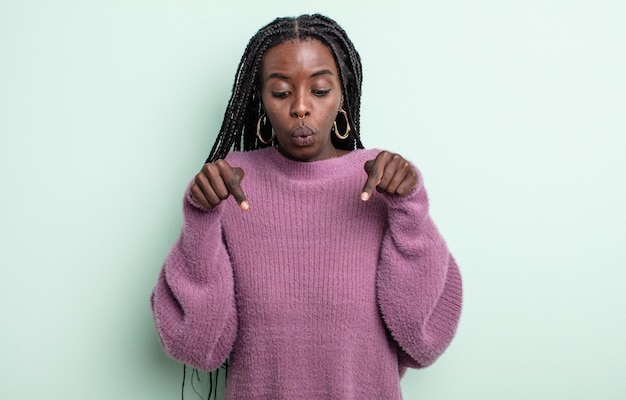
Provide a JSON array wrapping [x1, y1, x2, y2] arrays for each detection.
[[215, 159, 230, 171], [214, 185, 229, 199], [380, 151, 394, 160], [202, 162, 214, 173], [205, 165, 218, 177], [194, 173, 206, 186], [234, 169, 245, 182], [201, 165, 219, 180]]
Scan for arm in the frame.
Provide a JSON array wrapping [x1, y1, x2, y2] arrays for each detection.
[[376, 172, 463, 371], [150, 189, 237, 371]]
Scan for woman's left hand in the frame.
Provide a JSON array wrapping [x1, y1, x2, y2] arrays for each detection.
[[361, 151, 418, 201]]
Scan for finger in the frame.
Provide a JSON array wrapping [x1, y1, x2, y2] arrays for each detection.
[[194, 171, 221, 209], [190, 184, 209, 209], [385, 158, 412, 194], [396, 168, 419, 195], [361, 160, 379, 201], [204, 163, 230, 201], [222, 165, 249, 211], [379, 153, 415, 194], [385, 169, 408, 195]]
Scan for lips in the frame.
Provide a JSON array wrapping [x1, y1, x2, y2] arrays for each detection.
[[291, 125, 314, 138], [290, 126, 315, 146]]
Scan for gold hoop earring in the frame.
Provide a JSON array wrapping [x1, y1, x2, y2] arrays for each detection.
[[256, 113, 275, 144], [333, 109, 351, 140]]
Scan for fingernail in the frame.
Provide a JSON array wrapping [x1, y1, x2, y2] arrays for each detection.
[[360, 192, 369, 201], [240, 200, 249, 211]]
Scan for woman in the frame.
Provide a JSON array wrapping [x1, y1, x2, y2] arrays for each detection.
[[151, 14, 462, 400]]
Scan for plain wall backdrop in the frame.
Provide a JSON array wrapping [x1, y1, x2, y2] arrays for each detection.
[[1, 0, 625, 399]]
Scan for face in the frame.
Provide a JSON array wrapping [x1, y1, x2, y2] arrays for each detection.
[[260, 39, 344, 162]]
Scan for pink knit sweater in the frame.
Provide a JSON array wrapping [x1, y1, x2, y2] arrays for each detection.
[[151, 147, 462, 400]]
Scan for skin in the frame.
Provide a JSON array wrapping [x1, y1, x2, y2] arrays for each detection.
[[260, 39, 346, 162], [191, 39, 418, 211]]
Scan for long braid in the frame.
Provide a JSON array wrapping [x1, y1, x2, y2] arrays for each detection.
[[205, 14, 364, 163], [298, 16, 364, 150]]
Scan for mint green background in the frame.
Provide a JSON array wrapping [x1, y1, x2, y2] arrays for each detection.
[[2, 1, 625, 399]]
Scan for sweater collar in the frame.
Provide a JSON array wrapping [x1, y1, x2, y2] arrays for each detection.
[[262, 147, 370, 180]]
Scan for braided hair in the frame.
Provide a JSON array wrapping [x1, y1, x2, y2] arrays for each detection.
[[205, 14, 364, 163]]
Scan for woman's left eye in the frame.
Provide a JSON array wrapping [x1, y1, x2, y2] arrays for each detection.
[[312, 89, 331, 97], [272, 91, 290, 98]]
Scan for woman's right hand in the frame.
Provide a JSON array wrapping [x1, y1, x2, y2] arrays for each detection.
[[190, 160, 249, 211]]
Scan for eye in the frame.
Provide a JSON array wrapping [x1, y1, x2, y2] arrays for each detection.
[[312, 89, 331, 97], [272, 91, 290, 98]]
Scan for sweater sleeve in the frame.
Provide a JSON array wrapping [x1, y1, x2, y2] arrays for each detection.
[[376, 171, 462, 372], [150, 187, 238, 371]]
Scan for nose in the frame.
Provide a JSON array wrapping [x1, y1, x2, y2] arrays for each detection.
[[290, 91, 310, 120]]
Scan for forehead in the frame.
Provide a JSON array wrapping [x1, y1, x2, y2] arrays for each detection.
[[261, 39, 338, 78]]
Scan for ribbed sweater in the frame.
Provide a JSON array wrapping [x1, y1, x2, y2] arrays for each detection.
[[151, 147, 462, 400]]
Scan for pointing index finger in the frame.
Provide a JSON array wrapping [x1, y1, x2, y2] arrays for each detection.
[[361, 159, 381, 201], [226, 167, 249, 211]]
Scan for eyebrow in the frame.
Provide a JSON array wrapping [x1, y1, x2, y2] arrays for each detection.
[[266, 69, 335, 81], [311, 69, 335, 78]]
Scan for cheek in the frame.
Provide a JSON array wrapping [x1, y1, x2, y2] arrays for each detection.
[[327, 102, 341, 123], [265, 107, 281, 123], [264, 108, 285, 131], [261, 95, 281, 118]]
